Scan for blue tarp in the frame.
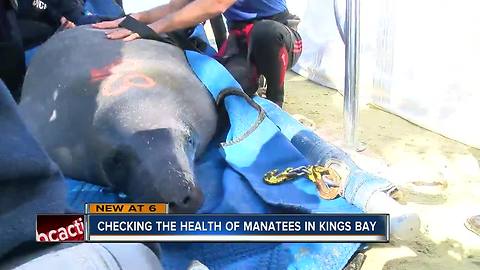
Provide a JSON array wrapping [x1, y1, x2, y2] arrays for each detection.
[[83, 0, 124, 19], [64, 37, 393, 270]]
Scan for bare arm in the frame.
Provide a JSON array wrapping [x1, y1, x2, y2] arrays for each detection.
[[92, 0, 192, 29], [134, 0, 192, 24], [148, 0, 236, 33], [96, 0, 236, 41]]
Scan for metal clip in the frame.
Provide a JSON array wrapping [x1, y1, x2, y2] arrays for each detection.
[[307, 166, 341, 200], [324, 159, 351, 196], [263, 164, 343, 200], [263, 166, 308, 185]]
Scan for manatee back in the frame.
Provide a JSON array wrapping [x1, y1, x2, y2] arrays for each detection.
[[18, 26, 217, 181]]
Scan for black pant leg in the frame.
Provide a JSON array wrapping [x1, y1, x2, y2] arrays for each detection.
[[210, 15, 227, 50], [248, 20, 302, 107]]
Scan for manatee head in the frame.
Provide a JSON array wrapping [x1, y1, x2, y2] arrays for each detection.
[[100, 127, 205, 213], [94, 84, 217, 213]]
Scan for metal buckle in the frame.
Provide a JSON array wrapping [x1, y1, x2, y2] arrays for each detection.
[[324, 159, 350, 196]]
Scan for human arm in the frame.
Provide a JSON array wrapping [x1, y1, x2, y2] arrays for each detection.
[[147, 0, 235, 34], [135, 0, 193, 24], [92, 0, 192, 29], [98, 0, 236, 41]]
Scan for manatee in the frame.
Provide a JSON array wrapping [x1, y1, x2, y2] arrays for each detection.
[[18, 26, 218, 213]]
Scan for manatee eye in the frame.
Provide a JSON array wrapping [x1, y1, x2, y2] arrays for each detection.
[[102, 147, 136, 189], [187, 136, 194, 146], [112, 152, 123, 166], [107, 147, 132, 168], [182, 124, 196, 149]]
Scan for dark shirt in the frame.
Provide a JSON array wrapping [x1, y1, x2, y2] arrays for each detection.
[[16, 0, 100, 27], [0, 0, 14, 40]]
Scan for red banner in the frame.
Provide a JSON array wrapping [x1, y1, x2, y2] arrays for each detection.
[[36, 215, 85, 242]]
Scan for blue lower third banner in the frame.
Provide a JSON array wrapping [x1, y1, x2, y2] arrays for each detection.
[[86, 214, 389, 242]]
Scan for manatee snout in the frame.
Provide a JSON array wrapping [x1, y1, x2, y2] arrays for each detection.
[[102, 129, 204, 213], [133, 160, 204, 213]]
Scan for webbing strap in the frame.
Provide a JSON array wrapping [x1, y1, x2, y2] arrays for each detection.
[[119, 15, 201, 52]]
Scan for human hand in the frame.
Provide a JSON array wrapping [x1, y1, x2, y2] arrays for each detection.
[[105, 28, 141, 41], [92, 17, 125, 29], [92, 15, 151, 41], [60, 17, 75, 29]]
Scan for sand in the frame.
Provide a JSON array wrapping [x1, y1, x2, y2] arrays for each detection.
[[283, 72, 480, 270]]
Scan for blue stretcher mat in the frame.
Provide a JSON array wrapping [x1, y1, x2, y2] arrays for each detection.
[[64, 32, 393, 270]]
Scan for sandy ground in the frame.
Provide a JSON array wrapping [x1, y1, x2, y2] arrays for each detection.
[[283, 72, 480, 270]]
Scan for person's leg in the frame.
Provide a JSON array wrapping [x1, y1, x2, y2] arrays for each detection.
[[210, 15, 227, 50], [1, 243, 162, 270], [216, 30, 259, 96], [248, 20, 302, 107]]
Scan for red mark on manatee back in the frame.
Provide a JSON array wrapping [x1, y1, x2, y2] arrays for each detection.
[[89, 59, 156, 97], [101, 73, 156, 97], [90, 59, 123, 83]]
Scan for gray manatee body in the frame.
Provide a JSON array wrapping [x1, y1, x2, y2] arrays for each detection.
[[18, 26, 218, 213]]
